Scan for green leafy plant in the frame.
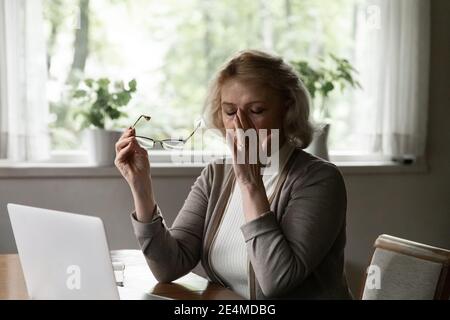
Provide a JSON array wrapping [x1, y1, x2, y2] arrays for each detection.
[[72, 78, 137, 129], [291, 54, 361, 122]]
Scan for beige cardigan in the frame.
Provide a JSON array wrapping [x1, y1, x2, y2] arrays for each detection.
[[130, 148, 352, 299]]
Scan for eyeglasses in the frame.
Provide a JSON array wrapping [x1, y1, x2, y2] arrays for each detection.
[[131, 114, 201, 150]]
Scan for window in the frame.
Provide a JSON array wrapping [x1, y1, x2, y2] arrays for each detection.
[[0, 0, 429, 164], [44, 0, 362, 156]]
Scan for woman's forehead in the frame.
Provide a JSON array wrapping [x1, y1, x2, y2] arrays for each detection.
[[220, 79, 274, 104]]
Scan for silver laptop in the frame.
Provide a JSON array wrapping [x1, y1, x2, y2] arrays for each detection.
[[7, 203, 169, 300]]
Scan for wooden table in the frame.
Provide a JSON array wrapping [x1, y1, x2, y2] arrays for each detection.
[[0, 250, 244, 300]]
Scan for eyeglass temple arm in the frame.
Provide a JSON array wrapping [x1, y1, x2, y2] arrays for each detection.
[[132, 115, 151, 128], [182, 122, 202, 142]]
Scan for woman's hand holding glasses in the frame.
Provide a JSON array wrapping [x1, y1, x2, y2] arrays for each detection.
[[114, 127, 150, 187], [114, 114, 201, 223], [114, 126, 156, 223]]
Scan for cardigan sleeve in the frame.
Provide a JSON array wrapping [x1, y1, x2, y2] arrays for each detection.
[[130, 163, 212, 283], [240, 162, 347, 298]]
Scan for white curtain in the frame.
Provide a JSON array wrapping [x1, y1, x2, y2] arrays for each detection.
[[0, 0, 50, 162], [353, 0, 430, 160]]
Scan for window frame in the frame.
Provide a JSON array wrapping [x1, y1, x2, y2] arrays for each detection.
[[45, 148, 400, 165]]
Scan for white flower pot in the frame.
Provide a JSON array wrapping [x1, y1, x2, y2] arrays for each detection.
[[84, 128, 122, 166], [305, 123, 330, 161]]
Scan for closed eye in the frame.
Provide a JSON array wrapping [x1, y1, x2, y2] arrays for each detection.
[[251, 108, 265, 114], [224, 110, 237, 116]]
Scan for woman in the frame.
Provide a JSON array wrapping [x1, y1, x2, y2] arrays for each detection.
[[114, 50, 352, 299]]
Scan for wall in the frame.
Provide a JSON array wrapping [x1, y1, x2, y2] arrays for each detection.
[[343, 0, 450, 293], [0, 0, 449, 296]]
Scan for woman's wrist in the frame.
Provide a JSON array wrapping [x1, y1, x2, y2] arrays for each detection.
[[240, 182, 270, 222], [133, 195, 156, 223], [130, 178, 156, 223], [238, 179, 265, 194], [130, 176, 152, 196]]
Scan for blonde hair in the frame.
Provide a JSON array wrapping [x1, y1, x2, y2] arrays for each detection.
[[202, 49, 314, 148]]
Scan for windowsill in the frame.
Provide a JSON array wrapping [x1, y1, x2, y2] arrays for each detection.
[[0, 160, 429, 178]]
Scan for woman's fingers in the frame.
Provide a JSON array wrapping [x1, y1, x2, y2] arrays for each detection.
[[235, 109, 244, 128], [116, 141, 134, 162], [234, 115, 244, 150], [237, 109, 254, 130], [115, 136, 135, 152], [262, 132, 272, 150], [231, 120, 243, 164], [239, 110, 261, 148], [119, 127, 135, 141], [235, 111, 252, 149], [116, 128, 136, 152], [236, 110, 259, 146], [259, 132, 272, 166], [235, 113, 254, 165], [231, 135, 239, 163]]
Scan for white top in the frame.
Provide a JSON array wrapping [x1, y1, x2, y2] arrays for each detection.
[[209, 143, 295, 299]]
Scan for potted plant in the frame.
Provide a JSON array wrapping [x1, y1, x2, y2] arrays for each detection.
[[291, 54, 361, 160], [72, 78, 137, 166]]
